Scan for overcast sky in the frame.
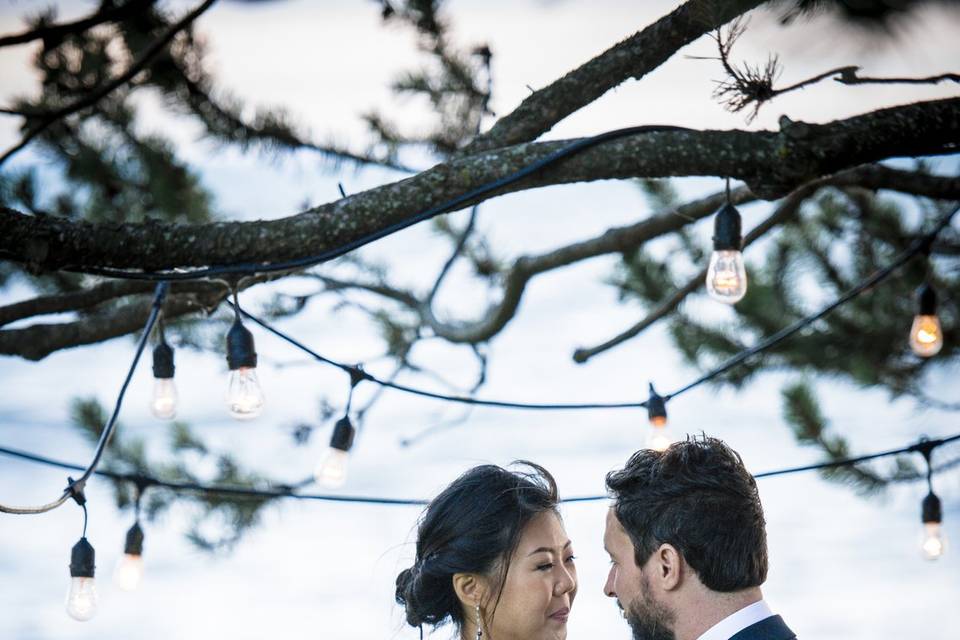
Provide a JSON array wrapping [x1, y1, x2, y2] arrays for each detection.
[[1, 1, 958, 639]]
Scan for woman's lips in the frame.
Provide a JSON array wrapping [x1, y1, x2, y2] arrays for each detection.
[[548, 607, 570, 623]]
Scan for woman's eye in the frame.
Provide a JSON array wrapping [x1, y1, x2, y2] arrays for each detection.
[[564, 555, 576, 564], [536, 563, 554, 571]]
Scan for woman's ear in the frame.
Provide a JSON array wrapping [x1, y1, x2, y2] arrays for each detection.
[[452, 572, 487, 608]]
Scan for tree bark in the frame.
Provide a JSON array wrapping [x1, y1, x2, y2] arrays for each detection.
[[1, 97, 957, 276]]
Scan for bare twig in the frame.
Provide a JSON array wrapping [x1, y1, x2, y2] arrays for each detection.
[[428, 205, 480, 303]]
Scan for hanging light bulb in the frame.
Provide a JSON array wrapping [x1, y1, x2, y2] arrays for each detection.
[[706, 202, 747, 304], [646, 383, 672, 452], [314, 416, 356, 488], [920, 491, 947, 560], [225, 309, 264, 420], [150, 333, 177, 420], [909, 283, 944, 357], [66, 537, 98, 621], [114, 522, 145, 591]]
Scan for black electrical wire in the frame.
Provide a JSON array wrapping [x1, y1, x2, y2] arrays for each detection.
[[664, 203, 960, 401], [233, 302, 647, 410], [0, 283, 168, 514], [232, 198, 956, 412], [66, 125, 694, 282], [0, 433, 956, 507]]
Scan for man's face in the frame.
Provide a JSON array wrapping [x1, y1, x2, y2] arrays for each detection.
[[602, 508, 675, 640]]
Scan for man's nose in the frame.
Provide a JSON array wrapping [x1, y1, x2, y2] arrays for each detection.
[[603, 566, 617, 598]]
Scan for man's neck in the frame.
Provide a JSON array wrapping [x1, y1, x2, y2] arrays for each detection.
[[673, 587, 764, 640]]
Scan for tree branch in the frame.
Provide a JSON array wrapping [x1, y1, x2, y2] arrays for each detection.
[[2, 97, 958, 275], [0, 0, 218, 168], [464, 0, 767, 153], [418, 187, 756, 344], [0, 0, 157, 49], [0, 293, 206, 361], [573, 183, 818, 363]]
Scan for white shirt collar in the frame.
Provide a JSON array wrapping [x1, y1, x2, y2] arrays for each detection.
[[695, 599, 774, 640]]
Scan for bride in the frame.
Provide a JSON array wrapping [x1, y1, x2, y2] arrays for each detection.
[[396, 462, 577, 640]]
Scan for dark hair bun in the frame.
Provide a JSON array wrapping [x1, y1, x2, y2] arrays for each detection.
[[395, 462, 559, 631]]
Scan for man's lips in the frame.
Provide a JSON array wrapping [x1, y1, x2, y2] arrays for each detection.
[[548, 607, 570, 622]]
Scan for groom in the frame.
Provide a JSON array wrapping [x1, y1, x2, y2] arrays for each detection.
[[603, 435, 796, 640]]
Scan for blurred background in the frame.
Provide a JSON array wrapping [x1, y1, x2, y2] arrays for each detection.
[[1, 1, 958, 638]]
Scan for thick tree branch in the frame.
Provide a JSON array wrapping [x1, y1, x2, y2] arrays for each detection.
[[0, 294, 206, 361], [2, 97, 958, 275], [0, 0, 218, 167], [0, 0, 157, 49], [0, 280, 225, 327], [464, 0, 766, 153]]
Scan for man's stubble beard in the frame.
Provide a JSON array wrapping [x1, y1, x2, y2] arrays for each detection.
[[623, 574, 675, 640]]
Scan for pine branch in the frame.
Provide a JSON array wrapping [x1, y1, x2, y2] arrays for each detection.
[[0, 0, 157, 49], [0, 0, 219, 168]]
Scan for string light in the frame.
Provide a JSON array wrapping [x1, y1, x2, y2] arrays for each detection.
[[150, 318, 177, 420], [705, 179, 747, 304], [65, 486, 97, 621], [114, 487, 145, 591], [314, 416, 357, 488], [645, 383, 672, 452], [314, 369, 362, 488], [114, 522, 145, 591], [919, 441, 947, 560], [909, 283, 944, 357], [225, 291, 264, 420]]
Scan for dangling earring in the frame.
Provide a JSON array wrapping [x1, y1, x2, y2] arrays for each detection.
[[475, 602, 483, 639]]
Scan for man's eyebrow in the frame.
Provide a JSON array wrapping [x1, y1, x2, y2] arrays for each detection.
[[526, 540, 572, 557]]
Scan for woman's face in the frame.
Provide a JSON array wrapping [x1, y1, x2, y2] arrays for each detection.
[[484, 511, 578, 640]]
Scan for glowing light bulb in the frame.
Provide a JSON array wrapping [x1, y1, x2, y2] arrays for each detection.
[[647, 425, 673, 452], [314, 416, 356, 488], [921, 522, 946, 560], [225, 314, 264, 420], [114, 522, 145, 591], [66, 577, 98, 621], [114, 554, 144, 591], [910, 283, 943, 357], [151, 337, 177, 419], [226, 366, 265, 419], [151, 378, 177, 420], [315, 447, 350, 488], [706, 250, 747, 303], [706, 202, 747, 304], [920, 491, 946, 560], [910, 315, 943, 357], [66, 537, 97, 621]]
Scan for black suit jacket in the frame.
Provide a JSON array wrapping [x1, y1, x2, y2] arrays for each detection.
[[728, 615, 796, 640]]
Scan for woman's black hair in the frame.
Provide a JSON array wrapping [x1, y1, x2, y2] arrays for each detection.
[[395, 461, 559, 632]]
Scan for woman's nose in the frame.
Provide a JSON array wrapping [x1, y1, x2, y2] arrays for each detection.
[[554, 563, 577, 596]]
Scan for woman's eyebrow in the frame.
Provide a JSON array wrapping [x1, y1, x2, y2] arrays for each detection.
[[526, 540, 572, 557]]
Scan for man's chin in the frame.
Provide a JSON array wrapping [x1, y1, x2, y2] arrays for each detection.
[[623, 601, 675, 640]]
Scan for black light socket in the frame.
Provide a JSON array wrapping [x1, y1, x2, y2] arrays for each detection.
[[226, 316, 257, 370], [152, 341, 175, 379], [922, 491, 942, 524], [70, 537, 96, 578], [647, 383, 667, 426], [917, 283, 938, 316], [712, 203, 743, 251], [124, 522, 144, 556], [330, 416, 356, 453]]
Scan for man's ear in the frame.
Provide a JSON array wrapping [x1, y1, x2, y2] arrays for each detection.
[[453, 572, 488, 608], [650, 543, 683, 592]]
